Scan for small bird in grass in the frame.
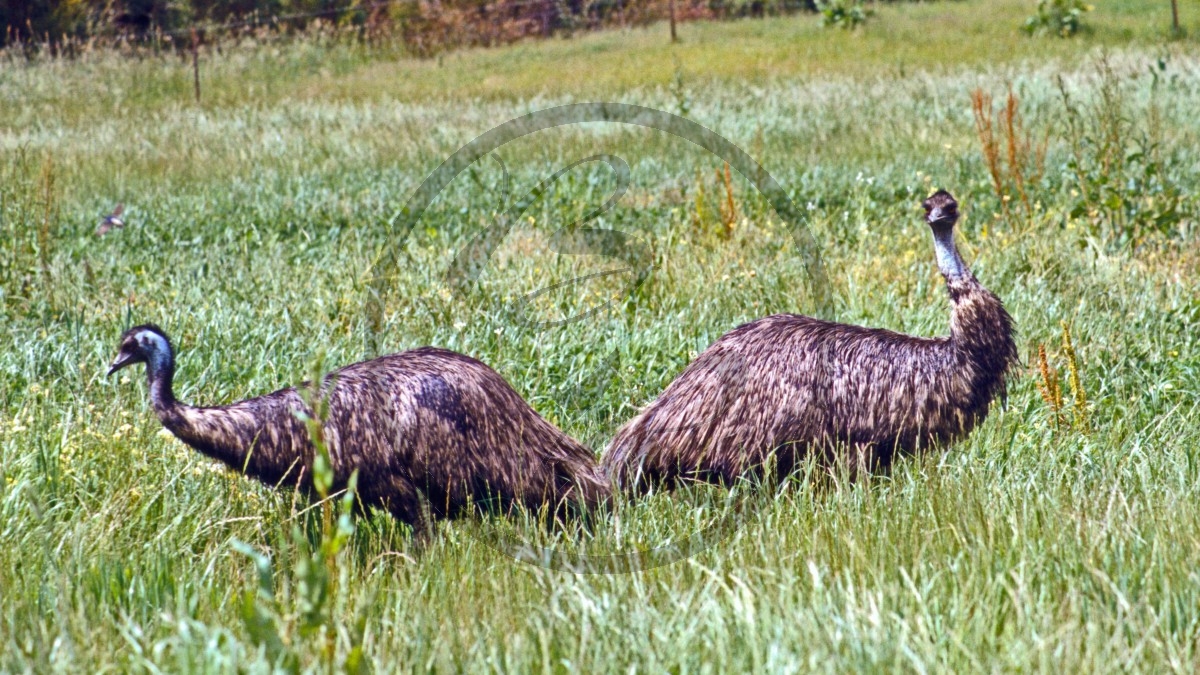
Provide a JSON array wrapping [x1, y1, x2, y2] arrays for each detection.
[[96, 203, 125, 236]]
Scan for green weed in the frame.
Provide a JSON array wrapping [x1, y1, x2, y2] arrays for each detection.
[[1023, 0, 1094, 38], [817, 0, 871, 30], [1057, 57, 1192, 246]]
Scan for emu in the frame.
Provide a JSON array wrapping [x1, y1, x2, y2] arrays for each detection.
[[602, 190, 1018, 491], [109, 325, 609, 536]]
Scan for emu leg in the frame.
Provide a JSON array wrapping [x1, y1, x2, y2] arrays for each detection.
[[382, 476, 433, 543], [846, 441, 899, 480], [818, 441, 882, 487]]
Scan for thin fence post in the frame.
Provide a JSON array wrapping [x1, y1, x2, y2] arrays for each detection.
[[669, 0, 677, 42], [191, 28, 201, 103], [1171, 0, 1180, 35]]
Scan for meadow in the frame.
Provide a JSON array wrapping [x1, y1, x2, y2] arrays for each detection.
[[2, 0, 1200, 670]]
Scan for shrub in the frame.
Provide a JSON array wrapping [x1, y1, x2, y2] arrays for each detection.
[[816, 0, 871, 30], [1057, 59, 1191, 245], [1022, 0, 1093, 38]]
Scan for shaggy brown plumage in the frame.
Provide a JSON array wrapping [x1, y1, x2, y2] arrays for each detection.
[[602, 190, 1018, 491], [109, 326, 609, 536]]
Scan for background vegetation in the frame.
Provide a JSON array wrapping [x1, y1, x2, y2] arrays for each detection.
[[2, 0, 1199, 670], [4, 0, 813, 53]]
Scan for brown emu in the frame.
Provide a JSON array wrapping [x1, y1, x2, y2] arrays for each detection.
[[109, 325, 609, 536], [602, 190, 1018, 491]]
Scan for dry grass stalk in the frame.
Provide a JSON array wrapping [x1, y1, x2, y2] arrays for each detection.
[[971, 90, 1006, 217], [1004, 91, 1029, 214], [1035, 323, 1089, 433], [1036, 343, 1064, 428], [692, 166, 708, 232], [1061, 321, 1089, 432], [718, 163, 737, 239], [971, 88, 1049, 225], [38, 155, 54, 277]]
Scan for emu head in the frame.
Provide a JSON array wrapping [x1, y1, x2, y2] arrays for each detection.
[[108, 324, 173, 376], [922, 190, 959, 231]]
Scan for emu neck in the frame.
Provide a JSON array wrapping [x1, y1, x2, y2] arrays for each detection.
[[932, 227, 970, 281], [147, 354, 261, 476], [929, 225, 1017, 382], [944, 266, 1018, 394], [146, 349, 177, 413]]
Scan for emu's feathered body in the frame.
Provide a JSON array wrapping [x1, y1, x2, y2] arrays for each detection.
[[110, 328, 609, 534], [602, 190, 1018, 491]]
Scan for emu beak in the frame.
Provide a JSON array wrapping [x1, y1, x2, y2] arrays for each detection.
[[927, 212, 951, 226], [922, 190, 959, 227], [107, 354, 135, 377]]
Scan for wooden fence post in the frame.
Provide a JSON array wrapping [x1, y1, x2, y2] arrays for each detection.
[[191, 28, 201, 103]]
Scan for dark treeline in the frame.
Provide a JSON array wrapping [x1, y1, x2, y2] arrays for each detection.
[[1, 0, 817, 54]]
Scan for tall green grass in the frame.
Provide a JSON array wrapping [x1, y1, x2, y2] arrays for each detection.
[[2, 1, 1200, 670]]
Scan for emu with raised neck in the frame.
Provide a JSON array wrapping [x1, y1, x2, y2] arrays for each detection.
[[601, 189, 1019, 492]]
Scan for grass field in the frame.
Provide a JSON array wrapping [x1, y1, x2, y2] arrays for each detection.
[[2, 0, 1200, 671]]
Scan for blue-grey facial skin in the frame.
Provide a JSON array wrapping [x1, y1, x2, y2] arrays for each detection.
[[108, 327, 171, 377]]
